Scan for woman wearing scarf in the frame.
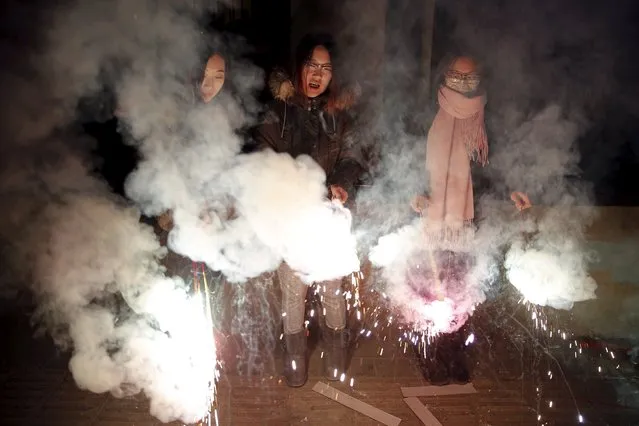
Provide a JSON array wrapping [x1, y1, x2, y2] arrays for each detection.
[[411, 57, 531, 385]]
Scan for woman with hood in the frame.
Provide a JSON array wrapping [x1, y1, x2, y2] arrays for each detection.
[[253, 33, 366, 387]]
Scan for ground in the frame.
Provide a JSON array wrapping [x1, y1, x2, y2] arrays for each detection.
[[1, 207, 638, 425]]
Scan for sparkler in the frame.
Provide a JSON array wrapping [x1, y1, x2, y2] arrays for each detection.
[[191, 262, 219, 426], [419, 211, 446, 302], [509, 299, 637, 425]]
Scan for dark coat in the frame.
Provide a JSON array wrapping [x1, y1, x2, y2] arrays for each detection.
[[252, 70, 366, 196]]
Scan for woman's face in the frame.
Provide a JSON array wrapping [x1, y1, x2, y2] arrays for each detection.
[[302, 46, 332, 98], [200, 54, 225, 103]]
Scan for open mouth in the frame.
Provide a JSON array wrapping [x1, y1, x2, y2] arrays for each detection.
[[308, 82, 320, 90]]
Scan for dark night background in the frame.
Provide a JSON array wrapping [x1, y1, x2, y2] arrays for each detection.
[[1, 3, 639, 425], [51, 0, 639, 206]]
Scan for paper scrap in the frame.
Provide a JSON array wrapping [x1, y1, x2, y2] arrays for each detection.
[[312, 382, 402, 426], [401, 383, 477, 397], [403, 397, 443, 426]]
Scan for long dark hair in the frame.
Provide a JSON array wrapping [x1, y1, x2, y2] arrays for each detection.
[[292, 33, 340, 109], [189, 49, 230, 103]]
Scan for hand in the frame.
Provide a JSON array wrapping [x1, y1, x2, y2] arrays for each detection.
[[510, 191, 532, 212], [410, 194, 430, 213], [157, 210, 174, 231], [199, 210, 213, 225], [330, 185, 348, 204]]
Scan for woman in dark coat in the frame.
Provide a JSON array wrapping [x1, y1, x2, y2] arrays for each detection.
[[253, 33, 366, 387]]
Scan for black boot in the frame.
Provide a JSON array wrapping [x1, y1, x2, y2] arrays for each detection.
[[322, 327, 350, 381], [446, 341, 470, 384], [448, 353, 470, 384], [283, 331, 308, 387], [438, 333, 470, 384], [424, 347, 451, 386], [413, 343, 450, 385]]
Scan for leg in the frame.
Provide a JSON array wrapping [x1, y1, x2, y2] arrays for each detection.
[[320, 278, 346, 331], [277, 262, 308, 387], [319, 277, 349, 380], [438, 327, 470, 384], [414, 337, 450, 386], [279, 262, 307, 335]]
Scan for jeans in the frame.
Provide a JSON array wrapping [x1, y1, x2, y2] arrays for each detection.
[[278, 262, 346, 334]]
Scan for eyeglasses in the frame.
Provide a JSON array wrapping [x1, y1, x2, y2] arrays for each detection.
[[305, 61, 333, 73]]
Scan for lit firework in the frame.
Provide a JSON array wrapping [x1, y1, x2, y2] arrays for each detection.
[[190, 262, 220, 426]]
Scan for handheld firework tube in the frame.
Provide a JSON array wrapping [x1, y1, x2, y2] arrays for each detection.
[[409, 196, 445, 302]]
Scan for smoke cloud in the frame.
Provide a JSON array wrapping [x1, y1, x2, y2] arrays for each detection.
[[357, 0, 633, 333], [1, 0, 361, 420], [0, 0, 236, 422]]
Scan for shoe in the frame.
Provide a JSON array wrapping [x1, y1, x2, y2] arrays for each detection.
[[414, 343, 450, 386], [447, 350, 470, 384], [322, 327, 350, 381], [283, 331, 308, 387], [438, 333, 470, 385]]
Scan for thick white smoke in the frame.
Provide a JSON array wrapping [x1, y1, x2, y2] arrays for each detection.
[[162, 150, 360, 284], [103, 7, 360, 285], [370, 220, 494, 334], [360, 0, 621, 333], [2, 0, 360, 421], [165, 150, 361, 283], [0, 0, 229, 423], [369, 105, 598, 333], [491, 106, 598, 310], [28, 195, 216, 423], [225, 151, 360, 283]]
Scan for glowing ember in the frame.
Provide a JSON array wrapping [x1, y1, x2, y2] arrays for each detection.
[[465, 333, 475, 346]]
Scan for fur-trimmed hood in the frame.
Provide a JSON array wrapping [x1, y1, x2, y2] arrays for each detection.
[[267, 68, 360, 113]]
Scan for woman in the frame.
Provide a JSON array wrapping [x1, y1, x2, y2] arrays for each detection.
[[412, 56, 531, 238], [410, 56, 531, 385], [157, 51, 228, 233], [254, 33, 366, 387]]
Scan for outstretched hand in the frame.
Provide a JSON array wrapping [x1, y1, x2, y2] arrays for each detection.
[[330, 185, 348, 204], [511, 191, 532, 212]]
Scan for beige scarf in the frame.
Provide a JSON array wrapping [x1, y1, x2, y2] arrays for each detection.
[[424, 86, 488, 250]]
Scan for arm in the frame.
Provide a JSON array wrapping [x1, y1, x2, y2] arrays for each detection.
[[251, 68, 294, 152], [252, 101, 285, 152]]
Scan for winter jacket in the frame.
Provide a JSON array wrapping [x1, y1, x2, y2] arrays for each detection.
[[253, 69, 366, 197]]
